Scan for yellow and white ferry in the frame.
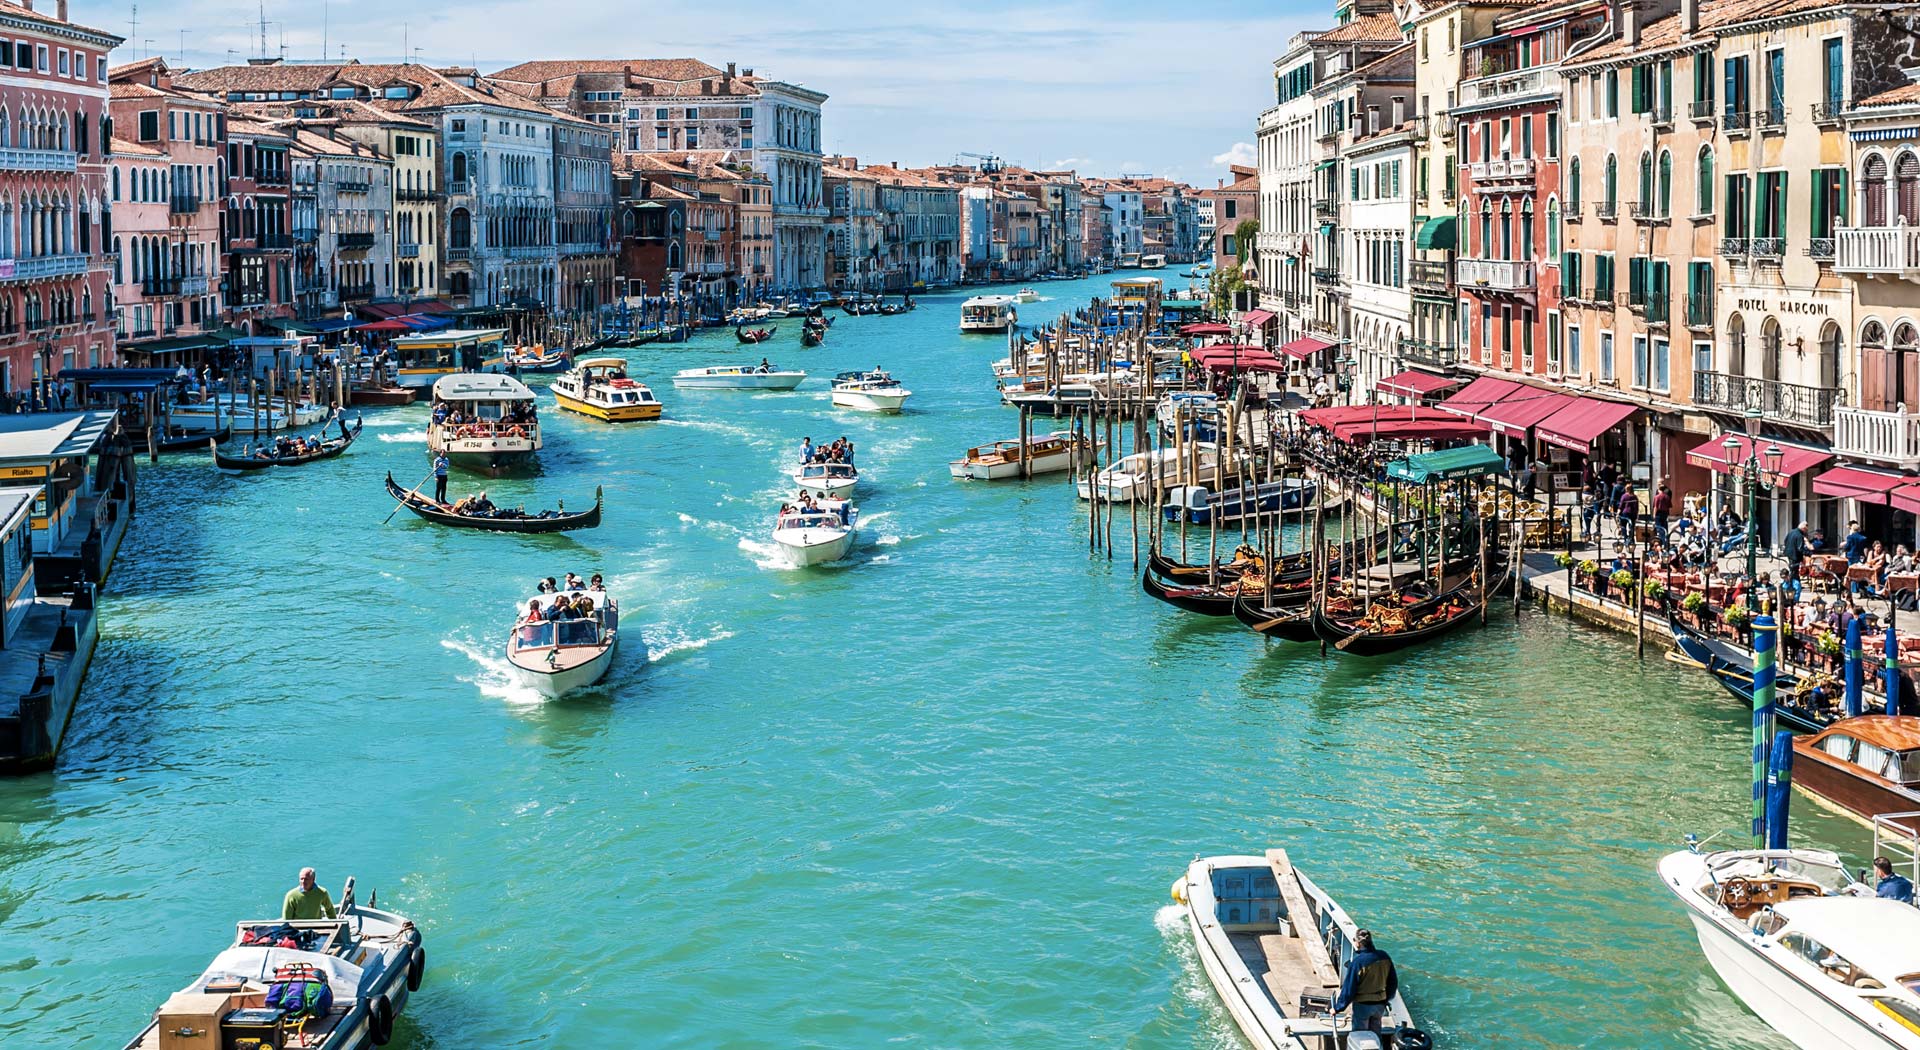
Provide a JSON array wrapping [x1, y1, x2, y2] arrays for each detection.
[[551, 358, 663, 422]]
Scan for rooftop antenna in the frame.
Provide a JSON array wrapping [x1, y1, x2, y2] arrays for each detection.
[[126, 4, 137, 59], [178, 28, 188, 66], [257, 0, 267, 60], [321, 0, 327, 63]]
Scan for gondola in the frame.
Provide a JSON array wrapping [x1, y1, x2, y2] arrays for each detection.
[[1309, 577, 1489, 656], [1142, 559, 1316, 616], [211, 413, 362, 471], [1663, 606, 1845, 732], [800, 325, 823, 348], [736, 326, 775, 344], [1232, 589, 1321, 643], [383, 472, 603, 533], [509, 349, 571, 373]]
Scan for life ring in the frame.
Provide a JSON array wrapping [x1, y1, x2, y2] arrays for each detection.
[[1398, 1029, 1433, 1050], [368, 994, 395, 1045], [407, 947, 426, 991]]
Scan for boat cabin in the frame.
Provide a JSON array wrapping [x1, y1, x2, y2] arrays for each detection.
[[960, 295, 1017, 333], [1740, 896, 1920, 1027], [514, 592, 616, 652], [390, 328, 508, 389], [776, 509, 850, 532], [831, 370, 899, 390], [0, 411, 130, 589], [797, 462, 857, 484]]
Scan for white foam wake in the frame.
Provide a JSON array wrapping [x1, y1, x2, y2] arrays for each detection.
[[440, 636, 544, 705], [645, 628, 734, 662], [378, 433, 427, 443]]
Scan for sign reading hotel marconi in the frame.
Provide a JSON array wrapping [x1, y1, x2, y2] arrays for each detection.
[[1735, 296, 1831, 315]]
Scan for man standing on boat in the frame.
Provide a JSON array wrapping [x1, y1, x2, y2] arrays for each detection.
[[1332, 928, 1397, 1033], [1874, 857, 1915, 904], [282, 867, 337, 920], [432, 452, 450, 504]]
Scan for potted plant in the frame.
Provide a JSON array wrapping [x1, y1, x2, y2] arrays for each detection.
[[1644, 579, 1667, 608], [1724, 604, 1752, 642], [1610, 568, 1636, 601], [1577, 558, 1600, 593], [1554, 551, 1574, 568], [1682, 591, 1707, 617], [1817, 629, 1843, 669]]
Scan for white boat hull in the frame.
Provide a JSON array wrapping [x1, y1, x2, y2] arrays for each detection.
[[832, 389, 910, 413], [1681, 904, 1905, 1050], [774, 526, 855, 566], [673, 373, 806, 390], [951, 447, 1078, 480], [792, 472, 858, 497], [508, 637, 618, 698]]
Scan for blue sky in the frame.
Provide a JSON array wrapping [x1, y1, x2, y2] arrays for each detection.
[[106, 0, 1317, 184]]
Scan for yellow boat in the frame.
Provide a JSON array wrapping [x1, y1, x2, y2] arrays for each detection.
[[551, 358, 663, 422]]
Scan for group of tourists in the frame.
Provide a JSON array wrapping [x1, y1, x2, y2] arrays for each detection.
[[777, 489, 844, 520], [798, 436, 856, 466], [432, 401, 538, 436], [250, 433, 327, 460], [518, 573, 613, 640]]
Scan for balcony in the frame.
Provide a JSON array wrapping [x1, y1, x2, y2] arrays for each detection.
[[338, 283, 374, 302], [1686, 289, 1714, 328], [1410, 258, 1450, 290], [337, 180, 372, 194], [1751, 237, 1785, 261], [1643, 294, 1669, 325], [1813, 100, 1846, 126], [1689, 99, 1715, 123], [169, 193, 200, 214], [1691, 371, 1840, 429], [258, 235, 292, 251], [1807, 237, 1835, 263], [1458, 65, 1561, 109], [1629, 202, 1667, 225], [1837, 227, 1920, 275], [1836, 405, 1920, 467], [1718, 237, 1751, 259], [0, 254, 86, 282], [396, 187, 439, 202], [292, 227, 319, 242], [180, 275, 209, 296], [1312, 200, 1337, 219], [255, 170, 288, 187], [1724, 109, 1751, 134], [1310, 265, 1338, 283], [0, 147, 74, 173], [397, 242, 420, 258], [1397, 337, 1458, 368], [1757, 106, 1786, 134], [140, 276, 181, 297], [337, 232, 375, 250], [1456, 258, 1533, 290], [1651, 105, 1674, 128], [1595, 202, 1617, 222], [1468, 155, 1537, 182], [447, 246, 472, 261]]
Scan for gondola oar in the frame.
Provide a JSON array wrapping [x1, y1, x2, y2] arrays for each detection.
[[384, 469, 435, 525]]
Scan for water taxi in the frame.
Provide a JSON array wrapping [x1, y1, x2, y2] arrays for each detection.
[[771, 501, 858, 567], [948, 430, 1097, 480], [507, 586, 618, 698], [506, 345, 570, 373], [961, 294, 1018, 333], [1141, 253, 1167, 269], [1165, 479, 1319, 525], [1793, 716, 1920, 833], [1078, 443, 1228, 503], [1014, 288, 1041, 303], [672, 364, 807, 391], [1002, 382, 1102, 416], [551, 358, 663, 422], [830, 370, 912, 413], [1660, 844, 1920, 1050], [122, 877, 423, 1050], [792, 460, 858, 497], [1172, 849, 1426, 1050], [427, 373, 541, 476], [389, 328, 509, 389]]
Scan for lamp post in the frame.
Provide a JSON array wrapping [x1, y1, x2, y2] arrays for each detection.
[[1339, 354, 1357, 406], [1723, 413, 1784, 614]]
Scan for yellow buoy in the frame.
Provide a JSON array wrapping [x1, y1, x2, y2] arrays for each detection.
[[1170, 879, 1186, 904]]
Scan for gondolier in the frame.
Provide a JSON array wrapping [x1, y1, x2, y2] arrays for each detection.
[[433, 452, 450, 502], [1332, 928, 1397, 1032]]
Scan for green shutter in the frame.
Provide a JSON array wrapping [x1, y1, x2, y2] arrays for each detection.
[[1775, 172, 1789, 238], [1837, 169, 1850, 226], [1632, 66, 1649, 113], [1812, 170, 1830, 239]]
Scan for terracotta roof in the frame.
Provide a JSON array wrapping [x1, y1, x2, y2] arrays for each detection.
[[1314, 13, 1404, 43], [232, 98, 434, 130], [173, 62, 590, 124], [489, 58, 730, 84], [1861, 81, 1920, 108], [0, 0, 119, 41], [618, 153, 698, 176], [1568, 0, 1845, 66], [109, 136, 163, 158]]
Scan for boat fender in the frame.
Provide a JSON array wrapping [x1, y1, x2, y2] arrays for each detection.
[[1398, 1029, 1432, 1050], [407, 947, 426, 991], [368, 994, 395, 1046], [1169, 879, 1186, 905]]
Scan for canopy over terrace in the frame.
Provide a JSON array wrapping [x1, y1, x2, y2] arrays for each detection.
[[1533, 396, 1641, 454], [1377, 370, 1461, 400], [1812, 466, 1911, 504], [1477, 389, 1577, 439], [1278, 335, 1338, 360], [1386, 444, 1508, 484], [1298, 405, 1429, 428], [1179, 322, 1232, 337], [1684, 434, 1833, 480], [1331, 416, 1489, 444], [1436, 376, 1525, 418]]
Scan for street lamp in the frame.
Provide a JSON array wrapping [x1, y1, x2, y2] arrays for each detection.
[[1723, 412, 1785, 613]]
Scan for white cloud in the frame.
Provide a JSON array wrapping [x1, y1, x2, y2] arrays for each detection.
[[1212, 142, 1257, 168], [1052, 157, 1090, 168]]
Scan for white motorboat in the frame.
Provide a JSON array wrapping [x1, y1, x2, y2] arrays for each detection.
[[1172, 849, 1424, 1050], [1014, 287, 1041, 303], [505, 587, 618, 698], [792, 460, 859, 497], [961, 294, 1018, 332], [771, 502, 857, 567], [830, 370, 912, 413], [1077, 443, 1228, 502], [949, 430, 1099, 480], [122, 877, 423, 1050], [1660, 845, 1920, 1050], [1002, 382, 1103, 416], [175, 400, 328, 434], [672, 364, 807, 390]]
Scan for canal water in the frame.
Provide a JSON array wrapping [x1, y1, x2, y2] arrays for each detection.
[[0, 271, 1871, 1048]]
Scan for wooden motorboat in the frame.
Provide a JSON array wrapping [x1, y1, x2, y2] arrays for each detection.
[[1792, 715, 1920, 834], [383, 472, 602, 534], [948, 430, 1098, 480], [122, 877, 423, 1050], [735, 325, 775, 344], [1172, 849, 1425, 1050], [830, 370, 912, 413], [428, 373, 542, 475], [349, 384, 416, 407], [507, 346, 570, 373], [507, 587, 618, 698], [212, 414, 362, 471], [771, 503, 858, 567], [551, 358, 662, 422]]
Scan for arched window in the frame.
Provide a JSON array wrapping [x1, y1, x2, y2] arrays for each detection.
[[1568, 157, 1582, 210], [1603, 154, 1617, 207], [449, 207, 471, 249], [1761, 317, 1783, 382], [1727, 313, 1747, 375], [1819, 321, 1842, 391], [1638, 151, 1653, 208], [1499, 198, 1513, 259], [1546, 197, 1561, 257], [110, 166, 119, 201], [1865, 154, 1891, 227], [1697, 147, 1714, 216], [1479, 199, 1491, 254], [1896, 323, 1920, 410], [1521, 198, 1534, 258], [1657, 150, 1672, 217], [1899, 152, 1920, 223], [451, 152, 468, 185]]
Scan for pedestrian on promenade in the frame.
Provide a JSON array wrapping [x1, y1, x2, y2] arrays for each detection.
[[1618, 485, 1641, 541], [432, 452, 450, 503], [1847, 520, 1870, 563], [1784, 521, 1810, 580], [1583, 490, 1604, 543], [1652, 481, 1673, 540]]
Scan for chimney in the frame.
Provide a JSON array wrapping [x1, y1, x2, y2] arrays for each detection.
[[56, 0, 65, 20], [1682, 0, 1698, 35], [1391, 96, 1406, 125], [1617, 0, 1642, 46], [727, 62, 737, 77]]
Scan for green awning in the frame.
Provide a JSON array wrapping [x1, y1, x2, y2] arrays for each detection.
[[119, 334, 229, 356], [1415, 215, 1457, 251], [1160, 299, 1204, 311], [1314, 160, 1337, 172], [1386, 444, 1508, 484], [1317, 223, 1334, 236], [263, 317, 321, 335]]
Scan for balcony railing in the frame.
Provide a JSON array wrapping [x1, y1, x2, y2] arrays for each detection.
[[1689, 99, 1715, 122], [258, 234, 292, 250], [1837, 227, 1920, 274], [1814, 100, 1846, 125], [337, 180, 372, 194], [180, 274, 209, 296], [1692, 371, 1841, 429], [1719, 237, 1750, 259], [255, 170, 288, 187], [397, 242, 420, 258], [1409, 258, 1450, 288], [1643, 294, 1669, 325], [1629, 202, 1667, 225], [338, 283, 375, 301], [1396, 337, 1458, 368], [0, 147, 74, 173], [1758, 105, 1786, 133], [447, 246, 471, 260], [1313, 200, 1337, 219], [140, 276, 181, 297], [395, 187, 439, 202], [169, 194, 200, 214], [1458, 65, 1561, 108], [1808, 237, 1836, 262], [1455, 258, 1533, 289], [0, 254, 86, 281], [1595, 202, 1617, 221], [1724, 110, 1751, 134], [337, 232, 375, 250], [1686, 289, 1714, 328], [1751, 236, 1785, 260], [1836, 405, 1920, 467]]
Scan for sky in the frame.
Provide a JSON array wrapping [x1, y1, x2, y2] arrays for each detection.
[[97, 0, 1318, 185]]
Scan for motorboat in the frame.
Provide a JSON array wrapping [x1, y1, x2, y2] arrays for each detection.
[[1164, 478, 1319, 525], [961, 294, 1018, 333], [426, 373, 541, 476], [506, 586, 618, 698], [1172, 849, 1425, 1050], [949, 430, 1098, 480], [551, 358, 663, 422], [1793, 716, 1920, 834], [1014, 288, 1041, 303], [1078, 443, 1229, 503], [830, 370, 912, 413], [672, 364, 807, 391], [507, 345, 569, 373], [792, 460, 859, 497], [771, 502, 858, 567], [1141, 253, 1167, 269], [122, 877, 423, 1050], [1002, 382, 1102, 417], [1659, 844, 1920, 1050]]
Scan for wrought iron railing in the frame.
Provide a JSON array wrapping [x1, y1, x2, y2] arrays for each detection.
[[1692, 371, 1840, 428]]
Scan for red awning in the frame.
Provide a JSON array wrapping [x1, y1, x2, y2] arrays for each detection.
[[1376, 370, 1461, 399], [1332, 417, 1489, 443], [355, 318, 414, 332], [1684, 434, 1833, 478], [1535, 397, 1640, 453], [1241, 309, 1276, 328], [1298, 405, 1426, 428], [1278, 336, 1337, 360], [1201, 356, 1287, 373], [1812, 466, 1912, 503], [1190, 343, 1266, 361], [1179, 322, 1232, 337], [1894, 484, 1920, 515], [1478, 390, 1578, 438], [1435, 376, 1525, 417]]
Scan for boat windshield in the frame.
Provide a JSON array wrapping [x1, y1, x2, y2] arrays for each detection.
[[778, 513, 839, 530], [516, 622, 555, 648]]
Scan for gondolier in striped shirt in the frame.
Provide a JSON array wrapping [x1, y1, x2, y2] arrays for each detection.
[[1332, 929, 1397, 1033], [433, 453, 450, 503]]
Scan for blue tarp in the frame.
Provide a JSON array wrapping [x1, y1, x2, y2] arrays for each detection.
[[310, 319, 356, 333]]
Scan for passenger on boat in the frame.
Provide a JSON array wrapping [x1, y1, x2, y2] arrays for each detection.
[[550, 594, 573, 619], [522, 600, 545, 624], [1332, 929, 1397, 1033], [800, 437, 814, 463], [565, 572, 584, 591], [432, 403, 448, 425], [760, 358, 772, 373], [538, 577, 558, 594], [1874, 857, 1915, 904], [589, 574, 604, 592], [282, 867, 337, 920]]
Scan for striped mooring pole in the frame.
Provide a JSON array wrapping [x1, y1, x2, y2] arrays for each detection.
[[1752, 614, 1778, 848]]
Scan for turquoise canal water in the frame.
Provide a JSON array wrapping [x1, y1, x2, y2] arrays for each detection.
[[0, 271, 1876, 1049]]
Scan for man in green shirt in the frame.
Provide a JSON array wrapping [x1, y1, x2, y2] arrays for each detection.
[[282, 867, 337, 920]]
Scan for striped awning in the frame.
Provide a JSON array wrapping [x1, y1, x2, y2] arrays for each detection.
[[1852, 126, 1920, 142]]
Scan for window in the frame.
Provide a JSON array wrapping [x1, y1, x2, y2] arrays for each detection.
[[137, 110, 159, 142], [1726, 173, 1752, 237], [1812, 168, 1848, 239], [1824, 38, 1845, 110], [1725, 54, 1751, 118], [1757, 171, 1789, 239], [1568, 323, 1583, 375], [1693, 53, 1714, 107], [1547, 311, 1563, 373], [1547, 198, 1561, 256], [1604, 154, 1617, 207], [1481, 302, 1492, 350], [1899, 153, 1920, 223], [1658, 151, 1672, 216], [1634, 333, 1649, 387], [1606, 70, 1620, 117], [35, 44, 46, 72], [1765, 49, 1786, 124], [1698, 148, 1715, 215], [1639, 151, 1653, 208], [1600, 331, 1615, 379], [1654, 337, 1670, 391], [1568, 157, 1582, 210], [13, 41, 27, 71], [56, 49, 66, 76], [1546, 114, 1559, 158]]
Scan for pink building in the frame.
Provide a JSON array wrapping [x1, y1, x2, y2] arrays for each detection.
[[0, 2, 119, 398], [1199, 165, 1257, 273]]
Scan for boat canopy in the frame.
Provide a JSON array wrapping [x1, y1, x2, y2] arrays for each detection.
[[432, 373, 535, 402], [1771, 895, 1920, 988], [576, 358, 629, 371], [1385, 445, 1509, 484]]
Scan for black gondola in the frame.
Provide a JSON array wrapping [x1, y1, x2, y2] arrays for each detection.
[[1309, 578, 1489, 656], [800, 326, 823, 348], [1233, 589, 1320, 643], [1664, 608, 1844, 732], [384, 472, 603, 533], [212, 414, 362, 471], [736, 326, 775, 344], [156, 426, 229, 453]]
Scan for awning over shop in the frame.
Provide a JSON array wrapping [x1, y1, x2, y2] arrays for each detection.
[[1298, 405, 1427, 428], [1199, 356, 1287, 374], [1477, 389, 1577, 438], [356, 299, 455, 320], [1189, 344, 1266, 362], [1436, 376, 1524, 417], [119, 334, 228, 355], [1535, 397, 1640, 453], [1314, 160, 1337, 172], [1179, 322, 1232, 337], [1332, 417, 1490, 444], [262, 317, 320, 335], [356, 318, 414, 332], [1812, 465, 1912, 503], [1414, 215, 1457, 251], [1893, 484, 1920, 515], [1386, 444, 1509, 483], [1241, 309, 1276, 328], [1684, 434, 1833, 478], [1278, 336, 1337, 360], [1376, 370, 1461, 400]]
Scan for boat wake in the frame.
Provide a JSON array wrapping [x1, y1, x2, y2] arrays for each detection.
[[659, 418, 766, 445], [1154, 904, 1241, 1050], [645, 627, 734, 662], [737, 537, 791, 570], [440, 636, 544, 705], [361, 416, 419, 428], [377, 432, 427, 443]]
